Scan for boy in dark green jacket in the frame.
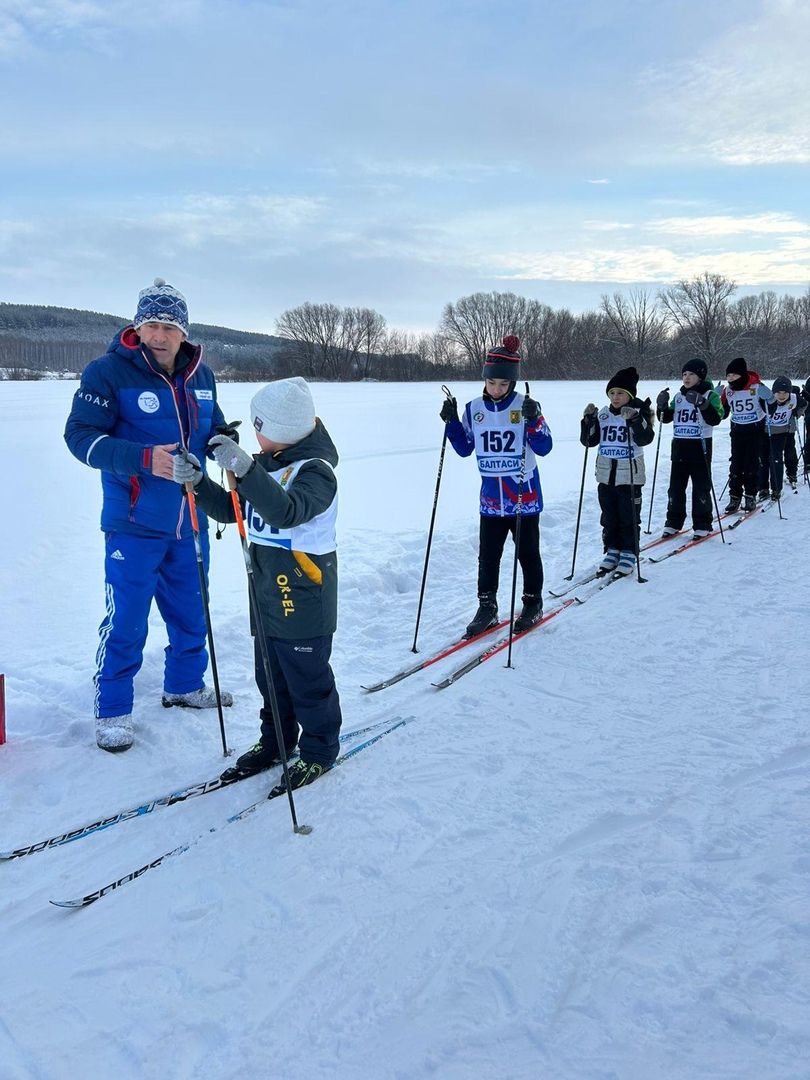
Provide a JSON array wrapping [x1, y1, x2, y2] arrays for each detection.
[[174, 377, 341, 792], [656, 358, 724, 538]]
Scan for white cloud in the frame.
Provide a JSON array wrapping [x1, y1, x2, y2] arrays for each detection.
[[647, 212, 810, 237], [0, 0, 202, 55], [644, 0, 810, 165], [487, 243, 810, 285]]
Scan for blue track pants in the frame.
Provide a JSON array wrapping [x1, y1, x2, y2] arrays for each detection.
[[94, 531, 209, 718]]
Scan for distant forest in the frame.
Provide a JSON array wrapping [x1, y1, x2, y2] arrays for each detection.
[[2, 273, 810, 382]]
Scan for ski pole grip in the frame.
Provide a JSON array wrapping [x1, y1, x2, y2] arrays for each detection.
[[225, 471, 249, 541]]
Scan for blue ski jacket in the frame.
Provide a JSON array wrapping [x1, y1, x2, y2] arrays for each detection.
[[64, 326, 225, 537]]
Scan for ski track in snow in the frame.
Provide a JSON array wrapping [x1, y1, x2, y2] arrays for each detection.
[[1, 380, 810, 1080]]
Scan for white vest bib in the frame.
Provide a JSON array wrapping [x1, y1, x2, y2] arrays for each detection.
[[726, 385, 765, 425], [246, 458, 337, 554], [769, 393, 797, 431], [469, 395, 536, 479], [598, 408, 640, 459], [672, 392, 713, 440]]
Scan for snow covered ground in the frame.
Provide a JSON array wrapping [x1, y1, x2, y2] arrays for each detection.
[[1, 378, 809, 1080]]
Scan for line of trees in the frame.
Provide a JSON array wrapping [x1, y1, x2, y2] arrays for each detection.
[[3, 274, 810, 381]]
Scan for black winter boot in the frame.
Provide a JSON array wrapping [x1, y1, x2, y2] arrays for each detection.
[[221, 741, 294, 782], [465, 594, 499, 638], [743, 494, 757, 512], [724, 495, 741, 513], [514, 595, 543, 634]]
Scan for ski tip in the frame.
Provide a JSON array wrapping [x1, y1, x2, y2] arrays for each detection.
[[49, 898, 84, 910]]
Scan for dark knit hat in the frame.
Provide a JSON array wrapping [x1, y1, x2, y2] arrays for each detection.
[[682, 357, 708, 381], [726, 356, 748, 378], [482, 335, 521, 381], [772, 375, 792, 394], [606, 366, 639, 399]]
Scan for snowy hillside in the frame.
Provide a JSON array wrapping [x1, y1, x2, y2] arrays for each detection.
[[1, 380, 809, 1080]]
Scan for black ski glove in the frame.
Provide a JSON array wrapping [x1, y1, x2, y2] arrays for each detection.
[[522, 396, 540, 422], [440, 397, 459, 423], [683, 389, 708, 409], [215, 419, 241, 444], [656, 388, 670, 412]]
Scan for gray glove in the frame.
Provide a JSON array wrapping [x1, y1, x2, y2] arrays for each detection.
[[172, 450, 203, 487], [620, 406, 639, 420], [756, 382, 774, 402], [656, 388, 670, 411], [208, 433, 254, 478], [583, 403, 598, 417]]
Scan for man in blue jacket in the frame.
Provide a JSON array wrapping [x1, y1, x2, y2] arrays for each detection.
[[65, 278, 232, 752]]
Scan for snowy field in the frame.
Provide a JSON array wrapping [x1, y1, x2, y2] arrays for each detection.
[[1, 377, 809, 1080]]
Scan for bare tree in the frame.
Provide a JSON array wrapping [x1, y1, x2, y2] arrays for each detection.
[[658, 273, 741, 366], [355, 308, 387, 379], [600, 289, 668, 368], [440, 291, 532, 373], [275, 302, 381, 380]]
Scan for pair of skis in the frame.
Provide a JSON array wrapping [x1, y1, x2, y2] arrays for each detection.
[[47, 715, 414, 909], [362, 596, 577, 694], [2, 716, 409, 867], [648, 498, 780, 562], [364, 523, 695, 696], [548, 526, 694, 600]]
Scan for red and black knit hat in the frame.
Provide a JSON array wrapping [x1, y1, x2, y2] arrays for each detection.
[[482, 335, 521, 381]]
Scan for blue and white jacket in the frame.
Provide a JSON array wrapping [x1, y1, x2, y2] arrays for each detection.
[[64, 326, 225, 538], [446, 389, 553, 516]]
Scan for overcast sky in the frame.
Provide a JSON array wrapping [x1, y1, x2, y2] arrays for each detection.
[[2, 0, 809, 334]]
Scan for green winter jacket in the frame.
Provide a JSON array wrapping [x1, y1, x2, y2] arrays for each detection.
[[194, 420, 339, 639]]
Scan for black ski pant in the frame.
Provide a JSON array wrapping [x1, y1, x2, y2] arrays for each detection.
[[785, 432, 798, 482], [728, 423, 764, 498], [254, 633, 342, 766], [477, 514, 543, 599], [758, 427, 775, 493], [665, 442, 713, 532], [598, 482, 641, 553], [766, 432, 797, 493]]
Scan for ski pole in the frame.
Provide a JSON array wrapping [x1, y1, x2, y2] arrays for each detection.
[[624, 415, 647, 583], [219, 458, 312, 836], [700, 433, 726, 544], [183, 481, 230, 758], [411, 385, 454, 653], [644, 406, 664, 534], [795, 424, 809, 490], [564, 440, 589, 580], [506, 383, 532, 669]]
